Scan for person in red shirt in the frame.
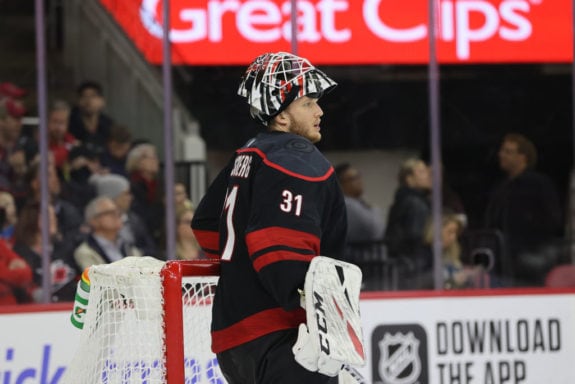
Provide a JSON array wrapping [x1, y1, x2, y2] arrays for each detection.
[[0, 191, 18, 246], [0, 237, 33, 305], [47, 100, 78, 175]]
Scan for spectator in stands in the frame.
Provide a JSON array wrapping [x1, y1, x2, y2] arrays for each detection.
[[0, 191, 17, 246], [47, 100, 77, 178], [13, 203, 79, 302], [126, 143, 164, 244], [0, 97, 36, 156], [0, 82, 26, 100], [485, 133, 563, 286], [68, 81, 113, 153], [60, 144, 105, 213], [74, 196, 143, 271], [174, 182, 193, 211], [0, 185, 32, 304], [91, 173, 157, 257], [423, 212, 482, 289], [100, 124, 132, 177], [0, 99, 33, 195], [0, 237, 33, 305], [25, 161, 86, 246], [176, 206, 202, 260], [335, 163, 385, 243], [384, 158, 432, 284]]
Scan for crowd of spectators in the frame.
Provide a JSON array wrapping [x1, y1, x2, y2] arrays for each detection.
[[338, 132, 571, 291], [0, 80, 202, 305], [1, 76, 571, 304]]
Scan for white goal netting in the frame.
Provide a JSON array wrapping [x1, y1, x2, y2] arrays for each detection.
[[62, 257, 224, 384]]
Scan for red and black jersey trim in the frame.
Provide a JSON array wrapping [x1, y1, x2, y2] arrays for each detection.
[[237, 147, 333, 182], [250, 246, 316, 272], [246, 227, 320, 271], [211, 307, 305, 353], [192, 229, 220, 259], [251, 245, 315, 259]]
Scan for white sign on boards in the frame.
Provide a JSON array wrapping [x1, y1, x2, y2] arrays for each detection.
[[359, 292, 575, 384]]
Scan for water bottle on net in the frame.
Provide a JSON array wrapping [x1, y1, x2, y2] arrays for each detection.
[[70, 268, 91, 329]]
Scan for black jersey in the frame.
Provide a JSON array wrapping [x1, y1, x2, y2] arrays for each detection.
[[191, 131, 347, 353]]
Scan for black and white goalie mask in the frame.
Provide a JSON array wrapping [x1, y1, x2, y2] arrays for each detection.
[[237, 52, 337, 126]]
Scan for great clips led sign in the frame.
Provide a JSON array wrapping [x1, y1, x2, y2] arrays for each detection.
[[99, 0, 573, 65]]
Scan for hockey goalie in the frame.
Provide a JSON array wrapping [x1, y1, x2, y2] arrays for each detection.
[[191, 51, 366, 384]]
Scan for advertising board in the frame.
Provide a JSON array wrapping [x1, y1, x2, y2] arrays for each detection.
[[99, 0, 573, 65], [1, 289, 575, 383], [359, 289, 575, 384]]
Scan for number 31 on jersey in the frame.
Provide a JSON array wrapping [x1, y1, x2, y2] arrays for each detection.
[[221, 186, 304, 261], [280, 190, 303, 216]]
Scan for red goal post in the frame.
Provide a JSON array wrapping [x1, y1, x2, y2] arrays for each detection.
[[162, 259, 221, 383]]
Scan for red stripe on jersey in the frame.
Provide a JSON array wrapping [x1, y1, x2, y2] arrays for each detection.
[[252, 250, 314, 272], [247, 227, 319, 271], [193, 229, 219, 254], [237, 147, 334, 182], [211, 307, 305, 353]]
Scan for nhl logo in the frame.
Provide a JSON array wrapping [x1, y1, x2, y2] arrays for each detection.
[[378, 332, 421, 384]]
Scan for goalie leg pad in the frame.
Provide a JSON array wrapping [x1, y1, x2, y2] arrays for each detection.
[[292, 256, 366, 377]]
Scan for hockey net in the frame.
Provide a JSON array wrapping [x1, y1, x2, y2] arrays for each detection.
[[61, 256, 224, 384]]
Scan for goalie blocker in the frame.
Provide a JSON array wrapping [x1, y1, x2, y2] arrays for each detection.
[[293, 256, 366, 377]]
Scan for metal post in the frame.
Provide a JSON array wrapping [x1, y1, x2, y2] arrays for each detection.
[[573, 0, 575, 177], [571, 0, 575, 264], [163, 0, 176, 260], [290, 0, 298, 55], [428, 0, 444, 290], [35, 0, 51, 303]]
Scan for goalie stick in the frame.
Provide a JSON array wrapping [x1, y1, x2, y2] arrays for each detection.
[[342, 364, 368, 384]]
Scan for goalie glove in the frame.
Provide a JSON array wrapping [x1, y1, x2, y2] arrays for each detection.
[[293, 323, 344, 376], [292, 256, 365, 377]]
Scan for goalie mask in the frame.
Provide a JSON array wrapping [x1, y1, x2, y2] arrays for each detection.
[[238, 52, 337, 126]]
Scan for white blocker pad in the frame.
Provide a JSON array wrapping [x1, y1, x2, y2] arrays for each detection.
[[293, 256, 366, 376]]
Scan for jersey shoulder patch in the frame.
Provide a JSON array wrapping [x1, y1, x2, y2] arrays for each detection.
[[238, 132, 333, 181]]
